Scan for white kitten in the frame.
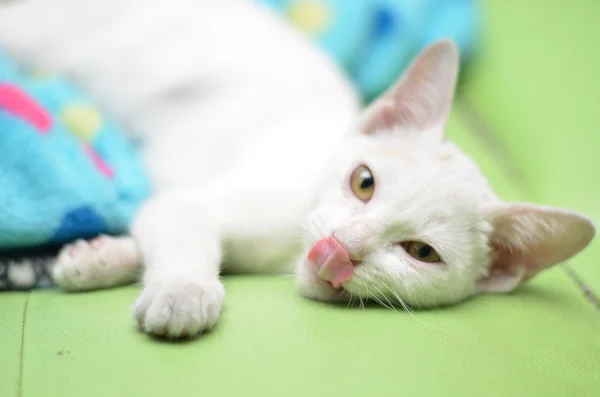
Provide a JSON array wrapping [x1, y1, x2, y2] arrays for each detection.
[[296, 42, 595, 308], [0, 0, 594, 339]]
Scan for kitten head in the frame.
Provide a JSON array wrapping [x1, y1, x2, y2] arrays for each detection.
[[298, 40, 595, 308]]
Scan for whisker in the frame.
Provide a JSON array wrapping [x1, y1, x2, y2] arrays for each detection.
[[380, 280, 440, 330], [366, 283, 394, 311], [370, 294, 394, 311], [372, 284, 397, 312], [364, 281, 379, 310], [396, 273, 419, 308], [382, 281, 413, 314], [347, 293, 355, 308]]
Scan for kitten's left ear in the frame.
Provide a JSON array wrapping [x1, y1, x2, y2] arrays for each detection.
[[477, 203, 596, 293], [361, 39, 459, 137]]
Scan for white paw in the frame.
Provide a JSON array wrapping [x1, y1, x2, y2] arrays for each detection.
[[53, 235, 140, 291], [134, 279, 225, 339]]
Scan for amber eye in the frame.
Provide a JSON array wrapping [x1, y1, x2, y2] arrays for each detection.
[[349, 165, 375, 202], [404, 242, 442, 263]]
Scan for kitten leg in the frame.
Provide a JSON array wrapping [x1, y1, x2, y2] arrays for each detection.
[[53, 235, 142, 291], [131, 192, 225, 339]]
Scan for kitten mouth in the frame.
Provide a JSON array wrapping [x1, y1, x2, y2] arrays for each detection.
[[308, 237, 354, 288]]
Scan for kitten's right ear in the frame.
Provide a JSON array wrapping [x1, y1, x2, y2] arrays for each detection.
[[360, 40, 459, 138], [477, 203, 596, 293]]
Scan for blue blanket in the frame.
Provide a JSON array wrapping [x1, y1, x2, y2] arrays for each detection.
[[259, 0, 479, 101], [0, 49, 151, 250]]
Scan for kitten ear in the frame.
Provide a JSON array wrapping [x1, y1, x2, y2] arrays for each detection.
[[361, 39, 459, 136], [477, 203, 595, 293]]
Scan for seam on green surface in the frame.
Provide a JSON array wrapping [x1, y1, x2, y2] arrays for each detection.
[[562, 264, 600, 312], [455, 94, 600, 313], [454, 95, 526, 192], [17, 294, 30, 397]]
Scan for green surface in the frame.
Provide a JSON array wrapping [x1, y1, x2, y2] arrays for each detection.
[[0, 295, 26, 397], [462, 0, 600, 289], [1, 0, 600, 396], [5, 275, 599, 397]]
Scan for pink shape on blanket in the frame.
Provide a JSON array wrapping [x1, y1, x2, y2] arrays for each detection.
[[83, 143, 114, 178], [0, 83, 52, 133]]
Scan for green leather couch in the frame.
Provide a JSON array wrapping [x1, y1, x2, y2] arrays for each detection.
[[1, 1, 598, 396]]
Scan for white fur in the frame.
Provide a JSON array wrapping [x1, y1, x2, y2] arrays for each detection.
[[6, 259, 37, 288], [0, 0, 594, 338], [53, 236, 140, 290]]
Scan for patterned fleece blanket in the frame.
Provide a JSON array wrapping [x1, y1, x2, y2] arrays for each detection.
[[260, 0, 479, 101], [0, 49, 150, 252]]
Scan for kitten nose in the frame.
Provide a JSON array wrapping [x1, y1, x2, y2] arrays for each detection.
[[333, 222, 375, 261], [332, 236, 362, 262]]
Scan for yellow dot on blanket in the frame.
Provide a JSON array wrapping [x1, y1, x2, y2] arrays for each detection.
[[29, 69, 56, 81], [60, 104, 103, 141], [287, 0, 331, 36]]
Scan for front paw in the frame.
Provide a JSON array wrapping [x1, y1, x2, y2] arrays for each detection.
[[134, 279, 225, 339]]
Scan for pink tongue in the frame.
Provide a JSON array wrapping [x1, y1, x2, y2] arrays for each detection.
[[308, 237, 354, 288]]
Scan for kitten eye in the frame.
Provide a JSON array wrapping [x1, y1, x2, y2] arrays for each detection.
[[404, 242, 442, 263], [349, 165, 375, 202]]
